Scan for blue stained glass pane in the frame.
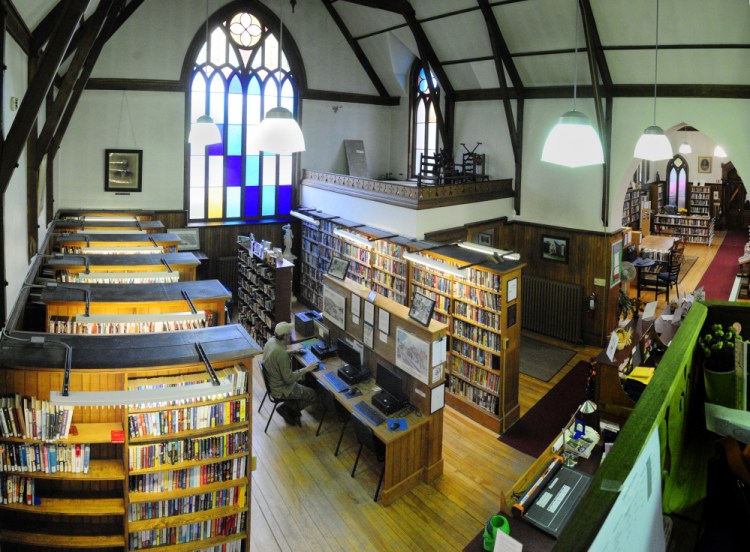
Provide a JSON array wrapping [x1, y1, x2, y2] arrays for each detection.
[[248, 78, 261, 95], [226, 187, 240, 218], [244, 186, 259, 218], [277, 184, 292, 215], [228, 76, 243, 94], [261, 185, 276, 216], [226, 156, 242, 186], [207, 124, 225, 155], [245, 155, 260, 186], [227, 125, 242, 155]]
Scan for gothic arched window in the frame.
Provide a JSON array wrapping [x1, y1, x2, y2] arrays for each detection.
[[410, 62, 440, 177]]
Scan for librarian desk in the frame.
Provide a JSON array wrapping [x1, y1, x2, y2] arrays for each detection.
[[44, 252, 201, 282], [52, 219, 165, 233], [40, 279, 232, 327], [300, 354, 442, 506], [54, 232, 182, 253]]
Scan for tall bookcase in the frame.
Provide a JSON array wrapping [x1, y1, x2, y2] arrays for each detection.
[[0, 326, 258, 551], [411, 245, 525, 433], [622, 188, 645, 229], [689, 184, 712, 217], [237, 239, 293, 347]]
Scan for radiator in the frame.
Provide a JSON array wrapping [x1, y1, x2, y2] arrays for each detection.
[[521, 276, 583, 343], [215, 256, 238, 300]]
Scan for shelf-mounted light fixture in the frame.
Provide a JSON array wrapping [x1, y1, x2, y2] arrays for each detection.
[[334, 229, 373, 249], [403, 251, 465, 278], [457, 241, 521, 262], [290, 210, 320, 226]]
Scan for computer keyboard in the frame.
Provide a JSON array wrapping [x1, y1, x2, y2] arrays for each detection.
[[353, 400, 386, 426], [323, 371, 349, 393]]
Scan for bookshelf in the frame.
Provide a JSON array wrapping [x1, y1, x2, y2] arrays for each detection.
[[653, 213, 714, 245], [55, 233, 182, 254], [42, 252, 200, 283], [412, 245, 525, 433], [369, 234, 410, 306], [336, 226, 373, 287], [0, 326, 259, 550], [621, 188, 645, 230], [237, 239, 293, 347], [689, 184, 712, 217], [53, 220, 165, 234], [649, 182, 665, 214], [298, 210, 342, 310]]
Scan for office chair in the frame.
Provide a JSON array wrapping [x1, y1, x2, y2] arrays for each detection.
[[258, 361, 300, 433], [654, 248, 683, 303], [350, 414, 386, 502], [316, 381, 351, 456]]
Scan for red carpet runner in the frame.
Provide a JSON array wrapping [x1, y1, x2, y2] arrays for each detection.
[[697, 230, 747, 300]]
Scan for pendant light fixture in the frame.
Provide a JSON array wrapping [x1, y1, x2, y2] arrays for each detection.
[[254, 1, 305, 155], [188, 0, 222, 147], [677, 125, 692, 154], [634, 0, 672, 161], [541, 0, 603, 168]]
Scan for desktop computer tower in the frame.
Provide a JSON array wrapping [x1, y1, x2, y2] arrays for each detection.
[[372, 390, 406, 415]]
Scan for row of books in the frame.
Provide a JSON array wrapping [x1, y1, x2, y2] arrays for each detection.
[[448, 375, 499, 414], [128, 400, 247, 438], [345, 261, 370, 283], [453, 300, 501, 330], [371, 269, 407, 292], [463, 267, 502, 290], [451, 357, 500, 393], [412, 267, 451, 294], [453, 320, 502, 351], [0, 442, 90, 474], [127, 366, 248, 397], [342, 242, 371, 265], [451, 340, 487, 367], [48, 315, 208, 335], [371, 255, 407, 277], [128, 512, 246, 550], [0, 394, 74, 441], [373, 240, 406, 259], [128, 430, 248, 471], [59, 270, 180, 284], [1, 474, 34, 505], [129, 485, 247, 521], [411, 284, 451, 313], [371, 283, 406, 305], [128, 457, 247, 493], [61, 246, 158, 255], [453, 283, 501, 310]]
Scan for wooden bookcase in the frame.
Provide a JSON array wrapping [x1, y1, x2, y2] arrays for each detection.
[[237, 240, 293, 347], [42, 252, 200, 283], [621, 188, 645, 230], [369, 234, 410, 306], [0, 326, 259, 551], [338, 228, 372, 287], [650, 182, 665, 214], [410, 245, 525, 433], [53, 220, 165, 234], [688, 184, 712, 217], [55, 233, 182, 254], [653, 213, 714, 245]]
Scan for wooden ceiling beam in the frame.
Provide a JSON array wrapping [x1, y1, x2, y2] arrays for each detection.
[[0, 0, 87, 195], [321, 0, 390, 98], [339, 0, 407, 13], [31, 1, 66, 51], [36, 0, 114, 166], [3, 0, 32, 55]]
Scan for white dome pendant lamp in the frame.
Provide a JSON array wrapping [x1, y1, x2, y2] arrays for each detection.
[[188, 0, 222, 147]]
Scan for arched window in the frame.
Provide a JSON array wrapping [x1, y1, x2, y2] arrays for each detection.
[[410, 62, 440, 177], [186, 8, 301, 222], [666, 155, 688, 209]]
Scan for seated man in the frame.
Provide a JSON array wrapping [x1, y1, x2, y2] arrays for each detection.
[[262, 321, 319, 425]]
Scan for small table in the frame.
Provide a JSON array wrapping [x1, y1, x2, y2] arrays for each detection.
[[632, 257, 656, 299]]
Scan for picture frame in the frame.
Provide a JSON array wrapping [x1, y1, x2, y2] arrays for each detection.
[[408, 291, 436, 327], [322, 285, 346, 330], [476, 230, 494, 247], [698, 156, 712, 174], [363, 323, 374, 349], [541, 235, 569, 263], [170, 228, 200, 251], [378, 308, 390, 335], [105, 149, 142, 192], [610, 240, 622, 288], [328, 257, 350, 280]]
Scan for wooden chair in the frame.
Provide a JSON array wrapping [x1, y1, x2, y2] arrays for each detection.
[[258, 361, 300, 433], [316, 380, 351, 456], [461, 152, 488, 181], [350, 414, 386, 501], [416, 152, 444, 186], [654, 249, 684, 303]]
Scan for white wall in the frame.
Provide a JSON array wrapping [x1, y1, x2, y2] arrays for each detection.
[[3, 34, 31, 316]]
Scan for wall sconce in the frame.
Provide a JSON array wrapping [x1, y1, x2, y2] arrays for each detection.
[[331, 105, 343, 113]]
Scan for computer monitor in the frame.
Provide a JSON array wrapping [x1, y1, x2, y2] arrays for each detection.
[[336, 338, 361, 370], [376, 362, 408, 403], [313, 319, 330, 348]]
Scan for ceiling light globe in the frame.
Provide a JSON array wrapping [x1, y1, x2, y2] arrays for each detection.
[[634, 125, 673, 161]]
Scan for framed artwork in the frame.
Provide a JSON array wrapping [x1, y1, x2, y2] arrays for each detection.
[[363, 323, 374, 349], [476, 230, 494, 246], [328, 257, 350, 280], [170, 228, 200, 251], [378, 308, 390, 335], [541, 235, 569, 263], [364, 299, 375, 326], [395, 327, 430, 384], [507, 277, 518, 302], [610, 240, 622, 288], [408, 291, 436, 326], [698, 156, 712, 173], [105, 149, 142, 192], [322, 285, 346, 330]]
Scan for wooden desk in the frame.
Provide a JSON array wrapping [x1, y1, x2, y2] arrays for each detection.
[[639, 235, 675, 253], [53, 220, 165, 233], [45, 252, 200, 282], [310, 356, 443, 506]]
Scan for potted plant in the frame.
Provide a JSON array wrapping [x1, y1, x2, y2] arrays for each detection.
[[699, 322, 740, 407]]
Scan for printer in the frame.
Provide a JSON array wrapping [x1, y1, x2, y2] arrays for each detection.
[[337, 364, 370, 385]]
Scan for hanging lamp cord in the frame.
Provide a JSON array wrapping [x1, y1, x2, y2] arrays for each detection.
[[572, 0, 579, 111], [652, 0, 660, 125]]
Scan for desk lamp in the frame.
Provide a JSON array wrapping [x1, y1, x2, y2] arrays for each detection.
[[560, 399, 598, 467]]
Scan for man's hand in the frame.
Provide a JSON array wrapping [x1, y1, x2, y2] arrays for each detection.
[[305, 361, 319, 373], [288, 343, 305, 354]]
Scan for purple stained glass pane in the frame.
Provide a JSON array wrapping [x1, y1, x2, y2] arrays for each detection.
[[206, 124, 225, 155], [277, 184, 292, 215], [226, 155, 242, 186], [244, 186, 259, 218]]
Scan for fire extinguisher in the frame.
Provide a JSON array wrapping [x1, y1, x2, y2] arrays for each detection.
[[587, 292, 596, 318]]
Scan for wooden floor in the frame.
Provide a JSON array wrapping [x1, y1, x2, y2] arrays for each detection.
[[249, 234, 723, 551]]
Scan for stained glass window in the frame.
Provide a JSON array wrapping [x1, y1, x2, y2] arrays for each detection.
[[411, 63, 440, 177], [667, 155, 688, 209], [187, 10, 299, 222]]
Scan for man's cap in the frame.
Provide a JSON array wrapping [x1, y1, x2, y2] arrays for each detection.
[[275, 321, 294, 336]]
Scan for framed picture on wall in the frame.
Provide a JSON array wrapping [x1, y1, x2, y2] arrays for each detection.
[[698, 156, 712, 173], [541, 235, 569, 263], [105, 149, 142, 192]]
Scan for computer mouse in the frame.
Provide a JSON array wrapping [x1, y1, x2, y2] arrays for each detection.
[[349, 387, 361, 397], [389, 422, 400, 431], [299, 347, 308, 354]]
